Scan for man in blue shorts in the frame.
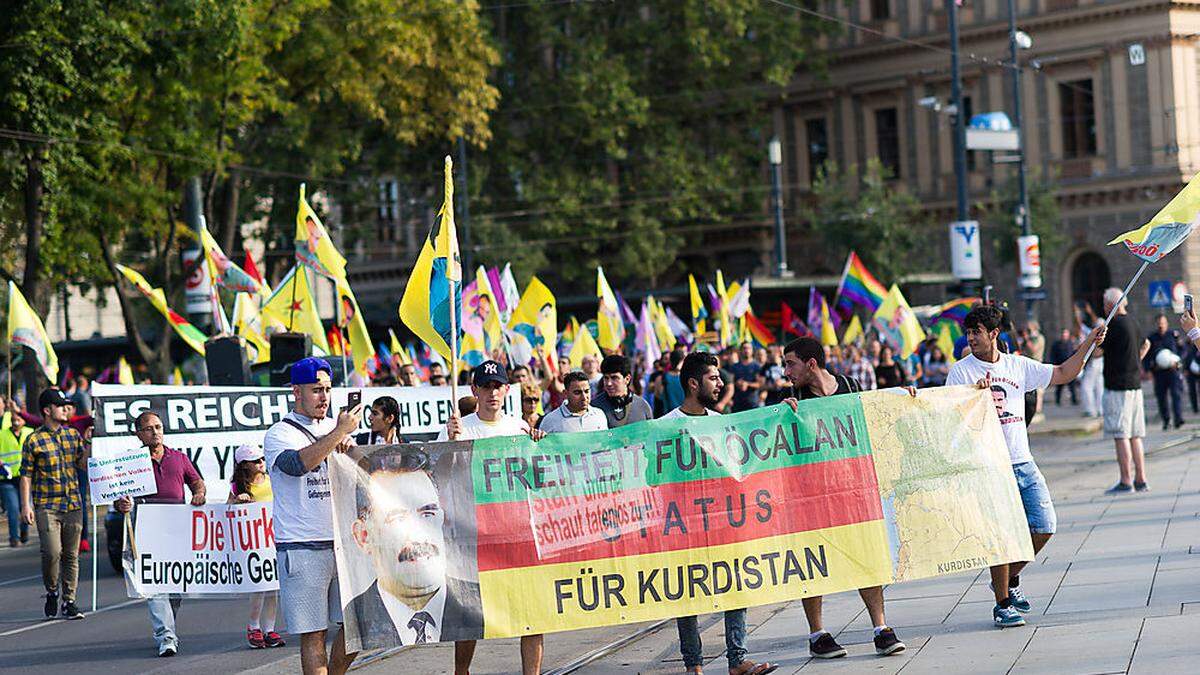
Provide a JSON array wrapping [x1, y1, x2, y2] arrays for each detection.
[[947, 305, 1105, 627]]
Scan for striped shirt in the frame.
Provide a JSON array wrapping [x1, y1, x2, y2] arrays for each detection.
[[20, 425, 86, 512]]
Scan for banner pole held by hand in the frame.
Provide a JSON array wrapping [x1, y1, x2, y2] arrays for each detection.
[[1082, 260, 1150, 362]]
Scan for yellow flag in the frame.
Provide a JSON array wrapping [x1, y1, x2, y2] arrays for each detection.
[[399, 156, 462, 364], [171, 366, 184, 385], [688, 274, 707, 334], [819, 298, 837, 347], [6, 282, 59, 383], [872, 284, 925, 359], [115, 265, 208, 356], [336, 278, 376, 376], [1107, 172, 1200, 263], [389, 329, 412, 366], [473, 266, 504, 351], [716, 270, 731, 348], [569, 319, 602, 368], [841, 315, 864, 346], [596, 266, 624, 351], [648, 296, 676, 351], [117, 357, 134, 385], [261, 266, 330, 353], [936, 323, 958, 365], [232, 293, 271, 364], [296, 184, 348, 282], [509, 276, 558, 360]]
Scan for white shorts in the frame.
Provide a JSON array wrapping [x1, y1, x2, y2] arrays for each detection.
[[278, 547, 343, 635], [1103, 389, 1146, 439]]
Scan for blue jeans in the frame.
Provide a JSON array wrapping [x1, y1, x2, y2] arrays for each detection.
[[676, 609, 747, 669], [1013, 461, 1057, 534], [0, 480, 27, 543], [148, 595, 183, 647]]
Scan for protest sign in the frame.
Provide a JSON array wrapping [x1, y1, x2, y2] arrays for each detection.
[[87, 448, 156, 502], [330, 386, 1033, 652], [125, 503, 278, 596], [93, 383, 518, 487]]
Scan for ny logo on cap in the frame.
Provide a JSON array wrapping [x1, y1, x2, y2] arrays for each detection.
[[484, 363, 498, 374]]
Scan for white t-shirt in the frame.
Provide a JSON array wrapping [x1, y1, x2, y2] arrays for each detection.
[[537, 404, 609, 434], [263, 411, 340, 544], [435, 412, 529, 441], [662, 406, 721, 420], [947, 352, 1053, 464]]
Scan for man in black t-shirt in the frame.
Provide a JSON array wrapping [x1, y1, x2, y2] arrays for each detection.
[[1100, 288, 1151, 492], [729, 342, 765, 412], [779, 337, 905, 659]]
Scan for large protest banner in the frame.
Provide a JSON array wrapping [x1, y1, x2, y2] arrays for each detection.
[[93, 383, 519, 488], [124, 503, 278, 596], [330, 386, 1032, 652]]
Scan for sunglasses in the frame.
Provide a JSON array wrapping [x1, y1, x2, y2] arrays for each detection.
[[522, 397, 539, 403]]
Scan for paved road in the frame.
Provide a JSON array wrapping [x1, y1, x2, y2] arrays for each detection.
[[1, 399, 1196, 674]]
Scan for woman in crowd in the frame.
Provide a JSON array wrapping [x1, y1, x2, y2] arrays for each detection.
[[228, 444, 283, 650], [356, 396, 402, 446], [874, 345, 907, 389]]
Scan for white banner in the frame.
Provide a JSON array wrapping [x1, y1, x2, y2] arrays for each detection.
[[126, 503, 278, 596], [87, 448, 156, 502], [93, 383, 519, 488]]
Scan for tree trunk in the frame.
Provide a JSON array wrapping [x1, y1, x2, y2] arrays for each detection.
[[217, 170, 241, 253], [21, 148, 49, 401]]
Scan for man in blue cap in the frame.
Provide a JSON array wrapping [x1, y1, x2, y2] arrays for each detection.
[[263, 357, 363, 674]]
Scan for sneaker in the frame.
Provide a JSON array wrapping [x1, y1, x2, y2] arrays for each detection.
[[264, 631, 286, 648], [247, 626, 266, 649], [1008, 586, 1032, 613], [873, 627, 906, 655], [993, 604, 1026, 628], [78, 539, 90, 553], [1135, 481, 1150, 492], [809, 632, 848, 659], [9, 539, 18, 548], [1106, 482, 1134, 494], [44, 592, 58, 618], [158, 641, 177, 657], [61, 602, 85, 620]]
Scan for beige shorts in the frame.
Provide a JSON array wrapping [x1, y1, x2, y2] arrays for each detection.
[[1102, 388, 1146, 439]]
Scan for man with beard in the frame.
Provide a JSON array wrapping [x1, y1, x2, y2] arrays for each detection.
[[346, 449, 482, 648], [665, 352, 777, 675], [780, 337, 905, 658], [438, 361, 546, 675]]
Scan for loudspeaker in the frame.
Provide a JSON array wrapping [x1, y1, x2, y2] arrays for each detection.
[[205, 336, 251, 386], [269, 332, 312, 386]]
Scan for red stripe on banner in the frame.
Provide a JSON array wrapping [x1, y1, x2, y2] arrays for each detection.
[[474, 454, 883, 572]]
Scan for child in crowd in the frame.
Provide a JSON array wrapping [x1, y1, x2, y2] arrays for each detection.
[[228, 444, 283, 650]]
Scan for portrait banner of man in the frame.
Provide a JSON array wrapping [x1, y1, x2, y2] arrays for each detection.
[[331, 444, 484, 653]]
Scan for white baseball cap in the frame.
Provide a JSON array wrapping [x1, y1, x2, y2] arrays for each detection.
[[234, 444, 264, 464]]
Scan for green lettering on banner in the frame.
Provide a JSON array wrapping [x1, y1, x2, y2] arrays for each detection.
[[471, 396, 871, 505]]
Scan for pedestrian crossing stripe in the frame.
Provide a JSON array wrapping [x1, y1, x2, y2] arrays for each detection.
[[1150, 285, 1171, 307]]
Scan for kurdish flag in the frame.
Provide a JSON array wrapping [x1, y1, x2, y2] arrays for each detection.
[[331, 386, 1034, 651], [596, 267, 625, 351], [115, 265, 208, 355], [688, 274, 708, 333], [261, 266, 330, 354], [7, 282, 58, 382], [1108, 172, 1200, 262], [833, 252, 887, 319], [399, 156, 463, 365], [296, 184, 348, 282], [872, 285, 925, 359]]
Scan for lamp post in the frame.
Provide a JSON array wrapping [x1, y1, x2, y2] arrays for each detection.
[[947, 0, 968, 222], [1009, 0, 1041, 316], [768, 136, 790, 278]]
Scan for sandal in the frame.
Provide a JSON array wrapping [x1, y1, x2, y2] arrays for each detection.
[[729, 661, 778, 675]]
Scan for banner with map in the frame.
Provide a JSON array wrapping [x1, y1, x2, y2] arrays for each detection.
[[329, 386, 1031, 651]]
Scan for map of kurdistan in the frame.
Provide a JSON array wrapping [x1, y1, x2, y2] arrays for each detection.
[[860, 386, 1034, 582]]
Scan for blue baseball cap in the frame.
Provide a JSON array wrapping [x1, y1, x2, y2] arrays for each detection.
[[289, 357, 332, 385]]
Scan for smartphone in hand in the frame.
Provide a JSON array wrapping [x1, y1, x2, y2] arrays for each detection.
[[1186, 294, 1194, 314], [343, 390, 362, 414]]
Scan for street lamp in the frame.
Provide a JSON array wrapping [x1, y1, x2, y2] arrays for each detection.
[[1008, 4, 1041, 315], [768, 136, 790, 278]]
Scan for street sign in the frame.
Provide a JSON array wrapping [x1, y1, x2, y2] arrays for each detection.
[[949, 221, 982, 280], [1148, 280, 1172, 308]]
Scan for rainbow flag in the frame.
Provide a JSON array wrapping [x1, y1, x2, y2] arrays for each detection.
[[744, 312, 776, 347], [932, 297, 980, 327], [833, 252, 887, 319]]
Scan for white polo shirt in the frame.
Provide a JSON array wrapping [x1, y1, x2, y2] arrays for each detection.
[[536, 404, 609, 434]]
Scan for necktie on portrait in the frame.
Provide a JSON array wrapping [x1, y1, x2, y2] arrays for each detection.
[[409, 611, 435, 644]]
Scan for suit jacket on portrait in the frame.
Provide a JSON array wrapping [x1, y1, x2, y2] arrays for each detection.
[[348, 576, 483, 650]]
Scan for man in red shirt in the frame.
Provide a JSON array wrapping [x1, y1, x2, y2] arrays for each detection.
[[114, 410, 206, 657]]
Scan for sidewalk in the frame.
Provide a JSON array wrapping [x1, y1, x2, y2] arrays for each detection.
[[258, 396, 1200, 675]]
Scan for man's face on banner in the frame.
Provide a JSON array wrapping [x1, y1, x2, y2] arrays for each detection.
[[354, 470, 448, 600]]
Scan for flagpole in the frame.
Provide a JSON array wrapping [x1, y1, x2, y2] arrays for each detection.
[[287, 268, 299, 332], [1082, 260, 1150, 362], [449, 276, 459, 408]]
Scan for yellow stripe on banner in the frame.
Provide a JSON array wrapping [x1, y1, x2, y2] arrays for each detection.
[[477, 521, 892, 638]]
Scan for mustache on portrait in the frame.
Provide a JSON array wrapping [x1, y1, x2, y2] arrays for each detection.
[[397, 541, 441, 563]]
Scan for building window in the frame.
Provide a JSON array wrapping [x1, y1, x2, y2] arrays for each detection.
[[874, 107, 900, 177], [806, 118, 829, 183], [870, 0, 890, 20], [1059, 79, 1096, 158]]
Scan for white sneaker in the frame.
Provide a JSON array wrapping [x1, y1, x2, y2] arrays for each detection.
[[158, 641, 178, 657]]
